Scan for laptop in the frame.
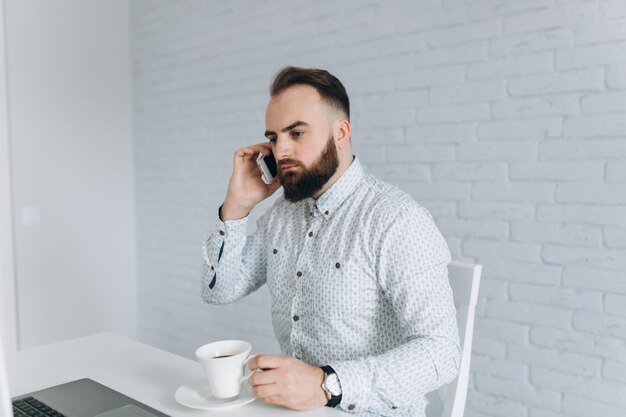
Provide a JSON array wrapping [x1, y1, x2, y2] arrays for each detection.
[[0, 337, 169, 417]]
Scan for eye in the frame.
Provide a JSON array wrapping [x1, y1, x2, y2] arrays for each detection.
[[268, 137, 276, 144], [291, 131, 303, 138]]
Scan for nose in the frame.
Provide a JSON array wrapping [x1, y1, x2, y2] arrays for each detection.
[[272, 135, 292, 161]]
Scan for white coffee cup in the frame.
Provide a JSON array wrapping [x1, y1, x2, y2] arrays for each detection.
[[195, 340, 254, 399]]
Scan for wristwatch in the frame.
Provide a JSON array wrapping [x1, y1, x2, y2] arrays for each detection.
[[320, 365, 342, 408]]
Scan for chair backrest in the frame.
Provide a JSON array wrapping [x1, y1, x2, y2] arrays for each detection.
[[425, 261, 482, 417]]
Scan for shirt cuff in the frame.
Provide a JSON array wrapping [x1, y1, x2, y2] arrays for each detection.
[[328, 360, 372, 414]]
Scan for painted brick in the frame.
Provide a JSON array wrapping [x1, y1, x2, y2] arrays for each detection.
[[543, 244, 626, 269], [582, 90, 626, 114], [475, 317, 530, 344], [490, 28, 573, 58], [457, 141, 538, 161], [600, 0, 626, 18], [358, 32, 424, 60], [510, 346, 602, 378], [510, 161, 605, 181], [414, 41, 488, 68], [576, 16, 626, 45], [396, 6, 467, 33], [606, 63, 626, 89], [353, 90, 429, 112], [532, 367, 626, 408], [486, 300, 572, 327], [465, 391, 527, 417], [557, 182, 626, 204], [605, 293, 626, 316], [493, 94, 581, 119], [468, 51, 554, 80], [475, 374, 561, 411], [464, 239, 542, 262], [458, 201, 535, 221], [530, 326, 626, 361], [432, 162, 508, 181], [512, 221, 603, 246], [418, 103, 490, 124], [387, 144, 455, 162], [396, 65, 466, 89], [472, 335, 507, 358], [606, 160, 626, 181], [509, 68, 605, 96], [472, 355, 529, 381], [509, 282, 603, 312], [400, 181, 471, 200], [427, 19, 502, 47], [603, 360, 626, 383], [540, 138, 626, 160], [573, 310, 626, 338], [557, 40, 626, 69], [604, 226, 626, 248], [468, 0, 555, 21], [564, 394, 626, 417], [563, 265, 626, 294], [504, 3, 598, 35], [355, 107, 416, 128], [406, 123, 477, 143], [430, 80, 506, 104], [437, 218, 510, 239], [529, 408, 562, 417], [478, 258, 562, 285], [477, 118, 563, 140], [473, 182, 555, 202]]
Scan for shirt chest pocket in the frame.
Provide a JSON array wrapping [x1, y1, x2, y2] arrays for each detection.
[[303, 258, 380, 318]]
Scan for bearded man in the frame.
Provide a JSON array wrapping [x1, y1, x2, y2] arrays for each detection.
[[201, 66, 460, 417]]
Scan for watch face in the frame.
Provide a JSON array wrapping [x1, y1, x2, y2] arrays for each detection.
[[325, 373, 342, 396]]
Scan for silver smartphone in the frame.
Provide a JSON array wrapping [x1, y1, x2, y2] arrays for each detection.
[[256, 151, 277, 184]]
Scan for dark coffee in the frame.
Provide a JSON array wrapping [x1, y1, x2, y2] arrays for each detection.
[[211, 354, 233, 359]]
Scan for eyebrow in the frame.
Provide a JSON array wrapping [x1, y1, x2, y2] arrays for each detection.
[[264, 120, 310, 138]]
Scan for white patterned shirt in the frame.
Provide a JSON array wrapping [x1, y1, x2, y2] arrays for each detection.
[[202, 157, 460, 417]]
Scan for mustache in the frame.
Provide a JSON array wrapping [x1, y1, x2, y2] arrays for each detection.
[[277, 159, 301, 168]]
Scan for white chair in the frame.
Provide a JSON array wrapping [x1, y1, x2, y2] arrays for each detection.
[[425, 261, 482, 417]]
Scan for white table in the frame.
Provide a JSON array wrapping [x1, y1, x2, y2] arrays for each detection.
[[6, 332, 345, 417]]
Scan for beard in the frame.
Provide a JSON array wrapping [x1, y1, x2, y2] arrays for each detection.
[[278, 135, 339, 203]]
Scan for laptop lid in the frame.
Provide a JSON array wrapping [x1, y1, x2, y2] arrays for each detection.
[[1, 333, 168, 417], [1, 333, 14, 417]]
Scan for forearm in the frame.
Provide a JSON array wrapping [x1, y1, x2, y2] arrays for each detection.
[[201, 214, 266, 304], [330, 332, 461, 412]]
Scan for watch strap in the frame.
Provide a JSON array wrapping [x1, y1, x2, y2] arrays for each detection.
[[321, 365, 342, 408]]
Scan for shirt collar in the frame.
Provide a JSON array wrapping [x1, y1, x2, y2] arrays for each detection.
[[306, 156, 364, 219]]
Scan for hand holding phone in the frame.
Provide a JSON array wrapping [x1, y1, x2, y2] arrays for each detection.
[[256, 152, 278, 185]]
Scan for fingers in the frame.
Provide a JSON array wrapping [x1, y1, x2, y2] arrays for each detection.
[[247, 354, 285, 371], [233, 142, 272, 161]]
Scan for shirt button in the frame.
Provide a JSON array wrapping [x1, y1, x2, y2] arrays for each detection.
[[273, 249, 278, 254], [335, 262, 341, 269], [308, 231, 313, 237], [325, 211, 329, 215], [347, 404, 356, 411], [293, 315, 300, 322], [391, 406, 397, 409], [296, 271, 302, 277], [210, 266, 214, 271], [219, 230, 225, 236]]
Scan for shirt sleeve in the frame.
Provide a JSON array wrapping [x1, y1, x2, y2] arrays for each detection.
[[329, 205, 461, 413], [201, 207, 271, 305]]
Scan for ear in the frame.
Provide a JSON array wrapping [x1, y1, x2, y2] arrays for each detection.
[[335, 119, 351, 150]]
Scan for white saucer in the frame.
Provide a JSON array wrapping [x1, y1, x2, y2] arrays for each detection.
[[175, 379, 256, 410]]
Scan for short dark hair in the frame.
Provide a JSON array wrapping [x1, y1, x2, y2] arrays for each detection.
[[270, 66, 350, 121]]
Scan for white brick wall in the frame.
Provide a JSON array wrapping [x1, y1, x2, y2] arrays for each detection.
[[130, 1, 626, 416]]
